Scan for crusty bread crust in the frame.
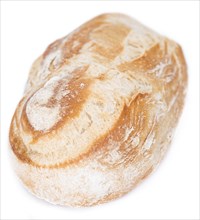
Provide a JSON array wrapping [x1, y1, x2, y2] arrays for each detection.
[[9, 13, 187, 207]]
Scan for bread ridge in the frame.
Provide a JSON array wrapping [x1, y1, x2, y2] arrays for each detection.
[[9, 13, 187, 207]]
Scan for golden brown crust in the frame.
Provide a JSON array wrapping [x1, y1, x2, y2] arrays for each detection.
[[21, 67, 90, 138], [9, 13, 187, 207]]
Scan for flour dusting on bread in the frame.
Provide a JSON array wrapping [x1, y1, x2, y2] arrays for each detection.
[[9, 13, 187, 207]]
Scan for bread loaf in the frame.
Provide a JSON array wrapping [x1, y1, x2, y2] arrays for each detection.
[[9, 13, 187, 207]]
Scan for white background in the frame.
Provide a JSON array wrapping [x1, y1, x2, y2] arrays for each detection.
[[1, 1, 199, 219]]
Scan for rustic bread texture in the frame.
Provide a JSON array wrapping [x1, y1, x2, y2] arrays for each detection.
[[9, 13, 187, 207]]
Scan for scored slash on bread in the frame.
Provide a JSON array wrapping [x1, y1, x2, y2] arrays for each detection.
[[9, 13, 187, 207]]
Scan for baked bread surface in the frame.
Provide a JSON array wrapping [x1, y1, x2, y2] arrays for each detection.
[[9, 13, 187, 206]]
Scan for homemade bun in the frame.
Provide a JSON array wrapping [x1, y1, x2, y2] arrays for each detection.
[[9, 13, 187, 207]]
